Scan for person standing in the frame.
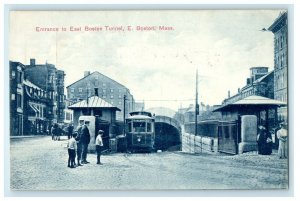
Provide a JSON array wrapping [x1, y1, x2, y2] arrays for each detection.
[[75, 120, 84, 166], [51, 123, 58, 141], [257, 125, 273, 155], [67, 133, 77, 168], [277, 122, 288, 159], [67, 123, 74, 140], [95, 130, 104, 165], [81, 121, 91, 164], [48, 124, 53, 136]]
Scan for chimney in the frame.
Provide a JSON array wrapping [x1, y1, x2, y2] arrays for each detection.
[[30, 58, 36, 66], [228, 90, 230, 98], [247, 78, 251, 85], [94, 88, 99, 96], [84, 71, 90, 77]]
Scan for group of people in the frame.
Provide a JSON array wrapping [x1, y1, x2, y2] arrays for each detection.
[[67, 121, 104, 168], [257, 122, 288, 159], [50, 123, 65, 141]]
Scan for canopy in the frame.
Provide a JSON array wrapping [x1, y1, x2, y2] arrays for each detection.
[[213, 95, 287, 112], [68, 95, 121, 111]]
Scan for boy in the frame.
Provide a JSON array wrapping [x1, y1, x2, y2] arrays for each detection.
[[95, 130, 104, 165], [67, 133, 77, 168]]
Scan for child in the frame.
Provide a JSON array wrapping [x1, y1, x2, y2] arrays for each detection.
[[67, 133, 77, 168], [95, 130, 104, 165]]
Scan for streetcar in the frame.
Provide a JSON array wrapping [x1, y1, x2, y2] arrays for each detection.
[[126, 111, 155, 152]]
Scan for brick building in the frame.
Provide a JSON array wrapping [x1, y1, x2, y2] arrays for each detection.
[[268, 11, 288, 122], [24, 58, 65, 124], [222, 67, 274, 105], [66, 71, 135, 121], [9, 61, 24, 136]]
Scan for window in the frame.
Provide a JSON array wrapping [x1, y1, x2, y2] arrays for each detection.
[[103, 89, 106, 93], [128, 122, 132, 132], [18, 71, 22, 83], [70, 88, 74, 93], [133, 121, 146, 132], [11, 94, 15, 100], [110, 89, 114, 93], [147, 122, 152, 132], [12, 71, 16, 79], [119, 94, 122, 98], [79, 88, 83, 92], [17, 94, 22, 108], [110, 95, 114, 99], [103, 95, 106, 98], [103, 83, 106, 87]]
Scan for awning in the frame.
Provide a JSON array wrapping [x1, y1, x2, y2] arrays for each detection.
[[68, 95, 121, 111], [213, 95, 287, 112], [28, 103, 38, 116]]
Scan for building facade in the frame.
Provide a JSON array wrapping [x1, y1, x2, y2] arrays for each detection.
[[66, 71, 135, 121], [268, 12, 288, 122], [24, 58, 65, 124], [9, 61, 24, 136], [222, 67, 274, 105], [23, 79, 48, 135]]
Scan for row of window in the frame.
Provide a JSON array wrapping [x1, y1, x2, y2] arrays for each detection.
[[275, 33, 287, 50], [275, 73, 286, 90], [275, 52, 287, 69], [70, 87, 123, 93]]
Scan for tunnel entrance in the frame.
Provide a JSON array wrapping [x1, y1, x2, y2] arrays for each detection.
[[154, 122, 181, 151]]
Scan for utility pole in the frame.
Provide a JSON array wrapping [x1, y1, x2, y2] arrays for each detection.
[[195, 69, 198, 136], [123, 95, 127, 136], [195, 69, 201, 153]]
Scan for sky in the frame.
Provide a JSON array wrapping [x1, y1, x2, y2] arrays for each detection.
[[9, 10, 284, 111]]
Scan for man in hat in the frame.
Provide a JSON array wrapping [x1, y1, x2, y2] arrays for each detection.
[[81, 121, 91, 164], [276, 122, 288, 159], [95, 130, 104, 165]]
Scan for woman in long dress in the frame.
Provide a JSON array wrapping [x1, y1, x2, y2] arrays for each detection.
[[257, 125, 272, 155], [277, 123, 288, 159]]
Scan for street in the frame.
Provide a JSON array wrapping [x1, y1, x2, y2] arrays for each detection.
[[10, 136, 288, 190]]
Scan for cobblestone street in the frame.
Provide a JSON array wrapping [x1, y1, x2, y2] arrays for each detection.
[[10, 136, 288, 190]]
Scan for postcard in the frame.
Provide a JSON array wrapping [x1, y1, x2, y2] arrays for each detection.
[[8, 9, 288, 191]]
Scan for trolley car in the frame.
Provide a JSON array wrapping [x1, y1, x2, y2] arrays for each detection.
[[126, 111, 155, 152]]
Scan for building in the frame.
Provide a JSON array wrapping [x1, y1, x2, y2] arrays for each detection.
[[66, 71, 135, 121], [9, 61, 24, 136], [222, 67, 274, 105], [268, 11, 288, 122], [23, 79, 48, 135], [63, 99, 74, 125], [24, 58, 65, 124], [68, 94, 121, 136]]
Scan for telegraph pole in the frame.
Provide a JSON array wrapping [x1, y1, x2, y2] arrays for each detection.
[[195, 69, 198, 136], [123, 95, 126, 136]]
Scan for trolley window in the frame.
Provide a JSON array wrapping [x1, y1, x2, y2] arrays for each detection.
[[127, 121, 132, 132], [147, 122, 152, 132], [133, 121, 146, 132]]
